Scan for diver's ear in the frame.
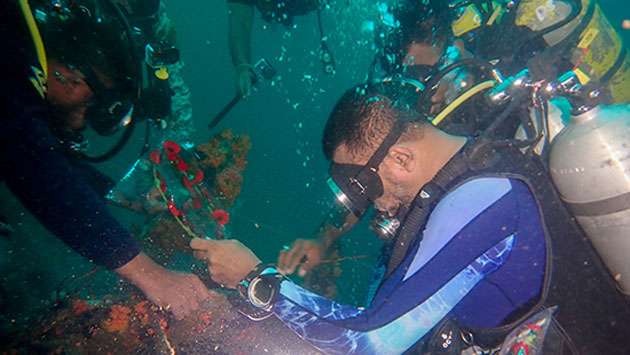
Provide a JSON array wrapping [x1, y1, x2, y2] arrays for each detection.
[[387, 145, 414, 173]]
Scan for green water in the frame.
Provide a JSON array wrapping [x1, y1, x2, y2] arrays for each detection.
[[1, 0, 629, 336]]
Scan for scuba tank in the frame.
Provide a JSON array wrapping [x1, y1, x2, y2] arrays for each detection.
[[549, 103, 630, 295], [486, 65, 630, 295]]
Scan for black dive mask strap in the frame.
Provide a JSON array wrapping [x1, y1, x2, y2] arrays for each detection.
[[361, 118, 408, 174], [354, 118, 408, 199], [330, 118, 410, 218]]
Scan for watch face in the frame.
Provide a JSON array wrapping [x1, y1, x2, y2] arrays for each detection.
[[248, 275, 281, 310], [251, 277, 274, 306]]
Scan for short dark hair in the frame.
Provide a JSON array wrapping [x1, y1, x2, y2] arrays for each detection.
[[396, 0, 452, 47], [322, 84, 423, 161]]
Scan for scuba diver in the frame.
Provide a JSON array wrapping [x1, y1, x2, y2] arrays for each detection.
[[372, 0, 630, 295], [115, 0, 195, 147], [0, 0, 212, 319], [191, 83, 630, 354], [280, 0, 630, 285], [369, 0, 629, 134], [227, 0, 335, 97]]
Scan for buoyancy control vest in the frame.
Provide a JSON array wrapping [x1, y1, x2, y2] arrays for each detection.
[[387, 138, 630, 354], [473, 0, 629, 105]]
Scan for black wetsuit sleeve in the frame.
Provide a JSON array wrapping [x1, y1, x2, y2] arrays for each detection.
[[0, 107, 140, 270], [71, 159, 117, 198]]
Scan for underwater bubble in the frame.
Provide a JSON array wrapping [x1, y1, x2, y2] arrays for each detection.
[[361, 20, 375, 33]]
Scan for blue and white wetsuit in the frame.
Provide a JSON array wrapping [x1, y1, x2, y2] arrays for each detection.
[[268, 177, 547, 354]]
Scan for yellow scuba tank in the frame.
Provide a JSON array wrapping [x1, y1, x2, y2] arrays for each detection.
[[513, 0, 630, 103], [549, 103, 630, 295], [450, 0, 629, 103]]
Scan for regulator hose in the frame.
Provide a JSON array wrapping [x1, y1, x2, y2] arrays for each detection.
[[78, 0, 146, 162], [418, 58, 494, 112]]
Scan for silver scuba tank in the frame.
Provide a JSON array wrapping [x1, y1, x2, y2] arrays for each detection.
[[549, 104, 630, 295]]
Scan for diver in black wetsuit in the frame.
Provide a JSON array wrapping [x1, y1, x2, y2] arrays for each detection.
[[227, 0, 331, 96], [0, 0, 211, 320]]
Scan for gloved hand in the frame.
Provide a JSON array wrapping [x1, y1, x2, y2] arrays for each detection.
[[235, 64, 255, 97]]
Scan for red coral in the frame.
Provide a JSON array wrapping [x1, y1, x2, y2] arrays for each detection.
[[158, 317, 169, 331], [215, 167, 243, 205], [233, 156, 248, 170], [133, 301, 150, 326], [103, 305, 131, 333], [220, 129, 234, 140], [210, 155, 226, 168], [71, 299, 90, 316], [212, 209, 230, 226]]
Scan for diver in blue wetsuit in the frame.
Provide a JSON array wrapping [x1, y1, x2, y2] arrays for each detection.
[[192, 83, 630, 354]]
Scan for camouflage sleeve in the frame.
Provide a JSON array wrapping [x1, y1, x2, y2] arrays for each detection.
[[153, 1, 194, 146]]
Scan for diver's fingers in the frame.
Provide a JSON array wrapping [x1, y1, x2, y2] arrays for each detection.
[[192, 250, 209, 261], [284, 241, 306, 274], [300, 257, 317, 273], [278, 243, 300, 274], [296, 254, 318, 278], [190, 237, 216, 252], [278, 249, 290, 271]]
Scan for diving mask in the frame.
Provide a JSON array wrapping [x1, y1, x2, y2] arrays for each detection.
[[323, 117, 409, 227]]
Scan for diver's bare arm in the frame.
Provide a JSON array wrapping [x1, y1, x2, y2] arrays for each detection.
[[227, 2, 254, 68], [314, 213, 358, 250], [115, 252, 211, 319]]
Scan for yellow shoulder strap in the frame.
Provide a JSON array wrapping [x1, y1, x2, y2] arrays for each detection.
[[17, 0, 48, 79]]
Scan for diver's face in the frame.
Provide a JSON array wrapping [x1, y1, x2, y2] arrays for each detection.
[[404, 41, 442, 67], [47, 60, 94, 130], [332, 143, 417, 218]]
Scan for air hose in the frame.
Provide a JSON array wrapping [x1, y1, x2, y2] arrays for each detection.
[[18, 0, 47, 79], [77, 0, 148, 163], [418, 57, 495, 113], [78, 120, 138, 163], [431, 80, 496, 126]]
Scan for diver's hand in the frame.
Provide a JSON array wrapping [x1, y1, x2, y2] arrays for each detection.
[[116, 253, 212, 320], [278, 239, 325, 277], [190, 238, 261, 289], [235, 64, 255, 97]]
